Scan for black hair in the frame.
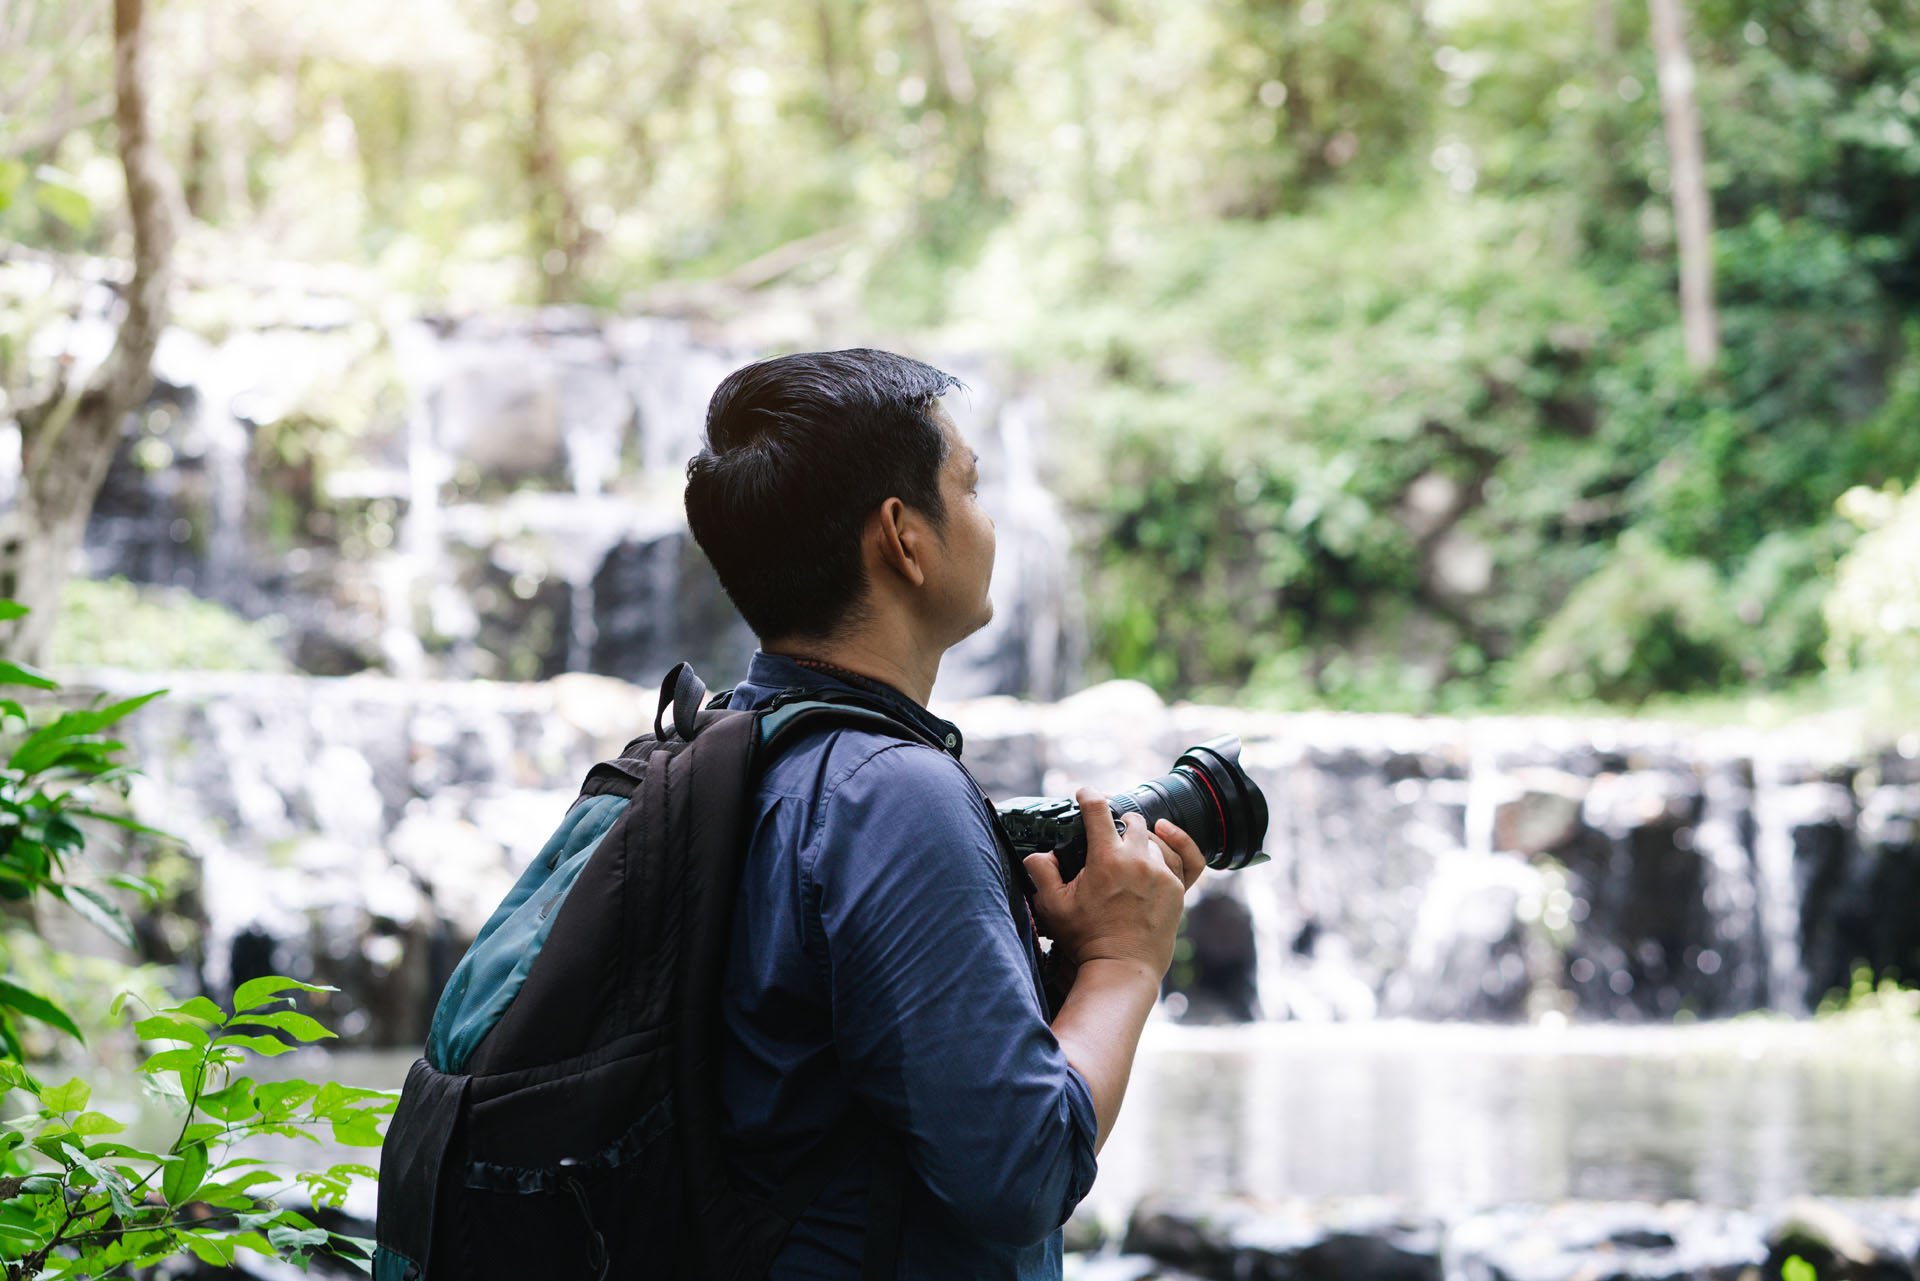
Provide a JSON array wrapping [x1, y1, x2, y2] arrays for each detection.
[[684, 348, 962, 641]]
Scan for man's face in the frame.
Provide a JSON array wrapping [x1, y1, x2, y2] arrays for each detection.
[[925, 401, 996, 645]]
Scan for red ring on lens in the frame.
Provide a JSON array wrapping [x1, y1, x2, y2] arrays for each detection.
[[1185, 764, 1228, 851]]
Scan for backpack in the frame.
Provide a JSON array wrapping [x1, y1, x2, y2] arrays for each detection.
[[373, 662, 997, 1281]]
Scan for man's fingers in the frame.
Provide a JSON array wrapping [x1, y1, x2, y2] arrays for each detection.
[[1024, 851, 1065, 897], [1077, 788, 1121, 860], [1155, 819, 1208, 889]]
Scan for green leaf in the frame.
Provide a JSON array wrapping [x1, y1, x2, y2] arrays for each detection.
[[105, 872, 165, 899], [137, 1047, 204, 1075], [204, 1167, 282, 1197], [0, 660, 56, 691], [162, 1141, 208, 1205], [31, 167, 92, 232], [0, 1011, 26, 1069], [56, 885, 135, 949], [252, 1080, 319, 1119], [133, 1014, 211, 1046], [70, 1149, 134, 1219], [232, 975, 337, 1013], [268, 1223, 329, 1251], [108, 990, 132, 1018], [1783, 1256, 1818, 1281], [0, 980, 83, 1043], [70, 1111, 125, 1137], [197, 1078, 256, 1121], [213, 1032, 297, 1057], [164, 996, 227, 1024], [184, 1234, 238, 1266], [39, 1078, 89, 1112], [0, 599, 27, 621], [328, 1110, 385, 1147], [73, 810, 179, 843], [228, 1010, 335, 1043]]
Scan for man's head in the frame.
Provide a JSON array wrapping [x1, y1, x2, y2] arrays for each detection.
[[685, 348, 994, 651]]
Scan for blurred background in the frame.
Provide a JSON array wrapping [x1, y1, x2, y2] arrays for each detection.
[[5, 0, 1920, 1275]]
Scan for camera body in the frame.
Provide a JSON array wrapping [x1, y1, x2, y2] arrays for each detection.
[[997, 735, 1270, 882]]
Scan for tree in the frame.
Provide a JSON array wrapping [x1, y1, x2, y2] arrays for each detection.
[[1647, 0, 1718, 370], [0, 0, 176, 666]]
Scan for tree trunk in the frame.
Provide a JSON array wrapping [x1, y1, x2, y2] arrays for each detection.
[[1647, 0, 1719, 370], [0, 0, 175, 664]]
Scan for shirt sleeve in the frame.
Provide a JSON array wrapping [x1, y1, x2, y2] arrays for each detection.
[[802, 739, 1100, 1247]]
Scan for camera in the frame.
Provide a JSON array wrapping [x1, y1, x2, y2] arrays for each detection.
[[997, 735, 1270, 882]]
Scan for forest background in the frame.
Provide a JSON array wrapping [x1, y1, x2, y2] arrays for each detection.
[[3, 0, 1919, 718]]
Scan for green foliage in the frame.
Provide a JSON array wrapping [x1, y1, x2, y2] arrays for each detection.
[[0, 983, 388, 1278], [1, 601, 387, 1277], [1512, 533, 1738, 704], [1815, 963, 1920, 1020], [1824, 479, 1920, 706], [49, 578, 288, 673], [7, 0, 1920, 709], [0, 608, 170, 1059], [1782, 1257, 1818, 1281]]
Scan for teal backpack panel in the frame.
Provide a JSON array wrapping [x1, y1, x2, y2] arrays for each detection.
[[426, 792, 629, 1072]]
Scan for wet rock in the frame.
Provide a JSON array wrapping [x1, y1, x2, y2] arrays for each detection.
[[1122, 1200, 1226, 1273], [1448, 1201, 1768, 1281], [1493, 771, 1589, 856], [1764, 1198, 1920, 1281], [1166, 889, 1260, 1023], [1783, 783, 1866, 1004], [1563, 771, 1731, 1020]]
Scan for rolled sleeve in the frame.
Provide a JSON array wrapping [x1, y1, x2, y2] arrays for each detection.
[[804, 740, 1099, 1245]]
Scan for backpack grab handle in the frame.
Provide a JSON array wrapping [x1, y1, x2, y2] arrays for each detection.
[[655, 663, 709, 741]]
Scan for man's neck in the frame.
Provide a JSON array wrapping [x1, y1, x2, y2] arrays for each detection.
[[764, 632, 940, 707]]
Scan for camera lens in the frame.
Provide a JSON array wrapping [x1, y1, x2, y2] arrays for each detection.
[[1107, 735, 1269, 871]]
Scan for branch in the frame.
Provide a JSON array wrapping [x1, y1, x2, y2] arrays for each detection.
[[1, 97, 114, 162]]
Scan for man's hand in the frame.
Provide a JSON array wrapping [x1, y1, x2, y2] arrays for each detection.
[[1024, 789, 1206, 979]]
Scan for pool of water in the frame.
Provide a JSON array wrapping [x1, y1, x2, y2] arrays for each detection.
[[108, 1015, 1920, 1224], [1085, 1016, 1920, 1219]]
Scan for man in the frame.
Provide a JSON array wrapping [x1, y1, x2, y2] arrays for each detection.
[[684, 348, 1204, 1278]]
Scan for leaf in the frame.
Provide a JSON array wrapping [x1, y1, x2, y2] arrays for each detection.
[[31, 167, 92, 232], [108, 991, 132, 1018], [137, 1047, 203, 1075], [105, 872, 165, 899], [268, 1223, 329, 1251], [328, 1110, 385, 1147], [0, 599, 26, 621], [0, 661, 56, 691], [184, 1234, 238, 1266], [212, 1032, 296, 1057], [197, 1078, 256, 1121], [70, 1111, 125, 1137], [162, 1141, 208, 1205], [164, 996, 227, 1024], [73, 809, 179, 843], [70, 1149, 134, 1219], [39, 1078, 89, 1112], [227, 1010, 335, 1043], [232, 975, 337, 1013], [0, 980, 83, 1043], [0, 1012, 26, 1069], [203, 1167, 282, 1197], [252, 1080, 318, 1119], [56, 884, 135, 949], [133, 1014, 211, 1046]]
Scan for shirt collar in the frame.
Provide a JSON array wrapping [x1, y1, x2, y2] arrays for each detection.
[[736, 650, 965, 759]]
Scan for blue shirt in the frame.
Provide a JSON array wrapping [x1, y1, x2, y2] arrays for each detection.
[[718, 652, 1099, 1280]]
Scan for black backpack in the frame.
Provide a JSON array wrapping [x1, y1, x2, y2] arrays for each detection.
[[372, 663, 1018, 1281]]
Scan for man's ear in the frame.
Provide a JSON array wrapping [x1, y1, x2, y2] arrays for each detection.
[[870, 497, 928, 588]]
